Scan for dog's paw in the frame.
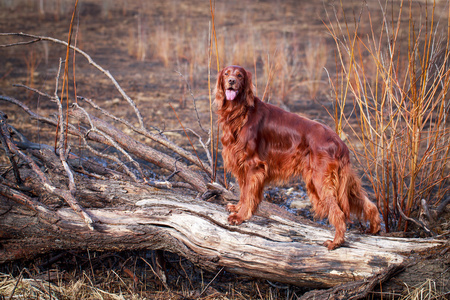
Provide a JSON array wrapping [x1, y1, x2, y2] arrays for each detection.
[[227, 203, 238, 212], [366, 225, 381, 235], [228, 213, 244, 225], [323, 240, 339, 250]]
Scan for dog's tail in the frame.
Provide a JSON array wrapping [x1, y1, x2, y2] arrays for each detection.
[[338, 162, 381, 234]]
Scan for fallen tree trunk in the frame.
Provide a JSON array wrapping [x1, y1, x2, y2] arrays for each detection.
[[0, 146, 444, 289]]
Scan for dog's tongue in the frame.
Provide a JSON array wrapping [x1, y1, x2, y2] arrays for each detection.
[[226, 90, 238, 101]]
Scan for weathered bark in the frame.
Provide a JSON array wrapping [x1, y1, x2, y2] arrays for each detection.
[[299, 264, 404, 299], [0, 149, 445, 289]]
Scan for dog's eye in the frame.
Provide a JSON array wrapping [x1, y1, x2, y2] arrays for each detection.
[[237, 74, 242, 78], [224, 72, 229, 76]]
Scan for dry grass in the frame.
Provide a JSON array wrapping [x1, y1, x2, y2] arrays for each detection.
[[1, 261, 448, 299], [401, 278, 448, 300], [0, 250, 307, 300], [326, 0, 450, 233]]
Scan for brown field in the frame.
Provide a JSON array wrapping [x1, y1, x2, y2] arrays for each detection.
[[0, 0, 449, 299]]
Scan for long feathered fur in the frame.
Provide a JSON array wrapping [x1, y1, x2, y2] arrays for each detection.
[[216, 65, 381, 250]]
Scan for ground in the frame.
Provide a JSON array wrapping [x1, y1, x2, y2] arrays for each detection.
[[0, 0, 449, 299]]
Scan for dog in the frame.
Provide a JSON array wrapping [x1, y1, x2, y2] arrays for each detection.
[[215, 65, 381, 250]]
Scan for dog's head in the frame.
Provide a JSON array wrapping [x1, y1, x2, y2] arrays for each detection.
[[215, 65, 254, 109]]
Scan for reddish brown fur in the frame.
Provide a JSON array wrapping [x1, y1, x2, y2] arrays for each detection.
[[215, 65, 381, 250]]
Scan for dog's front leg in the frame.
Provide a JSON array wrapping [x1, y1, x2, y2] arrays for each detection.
[[228, 161, 267, 225]]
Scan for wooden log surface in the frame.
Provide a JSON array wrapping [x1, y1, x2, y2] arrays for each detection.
[[0, 184, 444, 288]]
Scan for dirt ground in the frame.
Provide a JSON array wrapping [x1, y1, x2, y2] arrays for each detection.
[[0, 0, 449, 299]]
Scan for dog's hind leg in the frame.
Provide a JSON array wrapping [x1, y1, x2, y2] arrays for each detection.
[[363, 196, 381, 234]]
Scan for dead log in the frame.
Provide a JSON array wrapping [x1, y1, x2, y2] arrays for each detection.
[[0, 146, 445, 289], [1, 188, 444, 289], [0, 106, 446, 291]]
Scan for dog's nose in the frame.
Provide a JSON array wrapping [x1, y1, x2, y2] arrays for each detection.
[[228, 78, 236, 85]]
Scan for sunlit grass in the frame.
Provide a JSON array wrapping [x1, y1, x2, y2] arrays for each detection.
[[326, 0, 449, 232]]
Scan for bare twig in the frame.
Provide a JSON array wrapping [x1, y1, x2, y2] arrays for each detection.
[[166, 159, 180, 182], [199, 266, 224, 297], [186, 128, 213, 169], [60, 0, 79, 151], [141, 257, 170, 291], [0, 38, 41, 47], [13, 83, 56, 100], [54, 60, 78, 193], [7, 268, 23, 300], [396, 202, 434, 236], [79, 134, 139, 182], [54, 57, 64, 151], [207, 20, 216, 182], [78, 96, 162, 134], [0, 94, 82, 138]]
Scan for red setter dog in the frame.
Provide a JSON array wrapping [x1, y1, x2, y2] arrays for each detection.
[[215, 65, 381, 250]]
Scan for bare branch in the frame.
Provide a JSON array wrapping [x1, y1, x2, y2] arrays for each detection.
[[0, 32, 145, 129], [74, 103, 142, 182], [0, 38, 41, 47], [186, 128, 213, 170], [79, 96, 213, 177], [69, 106, 208, 192], [13, 84, 56, 100], [53, 58, 77, 193], [0, 94, 208, 192], [0, 182, 59, 224], [1, 129, 94, 229], [397, 202, 435, 236]]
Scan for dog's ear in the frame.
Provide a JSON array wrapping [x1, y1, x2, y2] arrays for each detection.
[[214, 69, 225, 109], [244, 70, 255, 107]]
